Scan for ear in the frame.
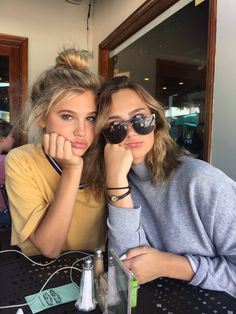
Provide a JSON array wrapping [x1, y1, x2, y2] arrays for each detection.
[[38, 117, 46, 128]]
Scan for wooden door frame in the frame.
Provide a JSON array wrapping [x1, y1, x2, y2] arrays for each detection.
[[0, 33, 28, 145], [98, 0, 216, 162]]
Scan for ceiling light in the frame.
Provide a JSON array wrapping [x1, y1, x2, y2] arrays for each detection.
[[178, 82, 184, 85], [144, 77, 150, 81], [162, 87, 167, 90], [0, 83, 10, 87]]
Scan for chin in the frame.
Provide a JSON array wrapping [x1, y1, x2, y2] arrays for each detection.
[[132, 155, 146, 165], [72, 148, 86, 157]]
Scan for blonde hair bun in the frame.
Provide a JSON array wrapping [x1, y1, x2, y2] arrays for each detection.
[[55, 48, 90, 71]]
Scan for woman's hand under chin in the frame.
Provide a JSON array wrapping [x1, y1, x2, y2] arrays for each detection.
[[105, 143, 133, 187], [43, 133, 83, 170]]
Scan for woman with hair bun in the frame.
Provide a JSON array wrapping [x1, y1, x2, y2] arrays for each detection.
[[5, 48, 107, 257]]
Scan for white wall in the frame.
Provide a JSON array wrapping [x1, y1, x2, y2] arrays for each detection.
[[211, 0, 236, 180], [92, 0, 146, 72], [0, 0, 90, 87], [1, 0, 147, 84]]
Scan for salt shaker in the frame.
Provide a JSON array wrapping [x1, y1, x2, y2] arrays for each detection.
[[75, 257, 96, 312]]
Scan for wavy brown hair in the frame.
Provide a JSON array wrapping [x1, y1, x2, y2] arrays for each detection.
[[87, 76, 189, 195]]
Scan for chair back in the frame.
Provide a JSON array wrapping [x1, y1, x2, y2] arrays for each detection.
[[0, 184, 9, 210]]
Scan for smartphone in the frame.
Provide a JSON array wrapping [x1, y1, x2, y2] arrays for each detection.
[[107, 249, 139, 314]]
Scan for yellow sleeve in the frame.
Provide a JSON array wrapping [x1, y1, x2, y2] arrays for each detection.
[[5, 148, 48, 246]]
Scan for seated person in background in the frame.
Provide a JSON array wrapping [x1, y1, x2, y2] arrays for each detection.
[[0, 119, 15, 226], [90, 76, 236, 298], [5, 48, 107, 257]]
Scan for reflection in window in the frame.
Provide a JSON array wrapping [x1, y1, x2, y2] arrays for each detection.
[[110, 1, 208, 159], [0, 55, 10, 121]]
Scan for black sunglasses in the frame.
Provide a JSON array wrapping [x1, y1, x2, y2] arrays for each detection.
[[103, 113, 156, 144]]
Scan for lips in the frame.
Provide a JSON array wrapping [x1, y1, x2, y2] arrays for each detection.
[[126, 141, 142, 148], [71, 141, 88, 150]]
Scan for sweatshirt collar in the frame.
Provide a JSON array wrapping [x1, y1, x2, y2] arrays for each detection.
[[131, 162, 150, 181]]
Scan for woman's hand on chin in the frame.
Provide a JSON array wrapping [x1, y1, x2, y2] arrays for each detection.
[[43, 133, 83, 169]]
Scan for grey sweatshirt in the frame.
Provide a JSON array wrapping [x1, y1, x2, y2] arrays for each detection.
[[108, 156, 236, 298]]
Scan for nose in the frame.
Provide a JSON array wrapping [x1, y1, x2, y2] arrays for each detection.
[[73, 121, 86, 137], [126, 123, 136, 138]]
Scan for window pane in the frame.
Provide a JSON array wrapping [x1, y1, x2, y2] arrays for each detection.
[[111, 1, 208, 159], [0, 55, 10, 121]]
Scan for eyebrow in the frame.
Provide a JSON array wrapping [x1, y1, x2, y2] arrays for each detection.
[[108, 108, 147, 120], [57, 110, 97, 115]]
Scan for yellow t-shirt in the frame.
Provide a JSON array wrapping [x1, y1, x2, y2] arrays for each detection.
[[5, 144, 107, 256]]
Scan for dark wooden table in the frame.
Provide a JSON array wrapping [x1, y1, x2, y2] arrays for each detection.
[[0, 251, 235, 314]]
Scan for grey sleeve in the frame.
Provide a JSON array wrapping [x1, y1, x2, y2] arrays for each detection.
[[107, 204, 149, 256], [187, 178, 236, 298]]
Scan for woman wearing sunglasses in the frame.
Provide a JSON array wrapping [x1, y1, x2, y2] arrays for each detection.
[[91, 76, 236, 298], [5, 48, 107, 257]]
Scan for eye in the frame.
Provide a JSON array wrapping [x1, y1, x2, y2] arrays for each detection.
[[133, 114, 146, 120], [86, 115, 97, 123], [131, 114, 146, 124], [61, 114, 73, 120], [109, 121, 124, 129]]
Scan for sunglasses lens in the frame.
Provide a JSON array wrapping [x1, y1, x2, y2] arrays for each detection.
[[132, 115, 156, 135], [103, 124, 127, 144]]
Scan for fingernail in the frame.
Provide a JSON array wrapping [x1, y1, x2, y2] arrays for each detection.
[[120, 254, 127, 261]]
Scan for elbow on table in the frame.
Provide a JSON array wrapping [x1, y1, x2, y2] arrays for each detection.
[[40, 247, 62, 259], [33, 242, 62, 259], [30, 235, 62, 259]]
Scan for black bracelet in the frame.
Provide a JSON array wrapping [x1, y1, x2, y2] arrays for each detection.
[[106, 186, 130, 190], [107, 187, 131, 202]]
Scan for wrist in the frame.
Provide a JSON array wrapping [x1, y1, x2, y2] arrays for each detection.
[[106, 187, 131, 203], [106, 178, 129, 187], [162, 253, 194, 281], [62, 164, 83, 179], [63, 160, 83, 171]]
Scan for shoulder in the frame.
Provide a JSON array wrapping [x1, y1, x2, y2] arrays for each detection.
[[176, 156, 236, 192], [6, 144, 42, 162], [178, 156, 231, 179], [6, 144, 44, 173]]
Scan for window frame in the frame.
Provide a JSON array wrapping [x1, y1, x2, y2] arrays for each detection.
[[0, 33, 28, 145], [98, 0, 216, 162]]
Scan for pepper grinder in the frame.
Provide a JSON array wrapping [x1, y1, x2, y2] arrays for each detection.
[[93, 248, 104, 280], [75, 257, 97, 312]]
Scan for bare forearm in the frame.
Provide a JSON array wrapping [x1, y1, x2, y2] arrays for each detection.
[[30, 166, 82, 257]]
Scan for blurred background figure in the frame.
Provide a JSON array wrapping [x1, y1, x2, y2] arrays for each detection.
[[0, 118, 15, 227]]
